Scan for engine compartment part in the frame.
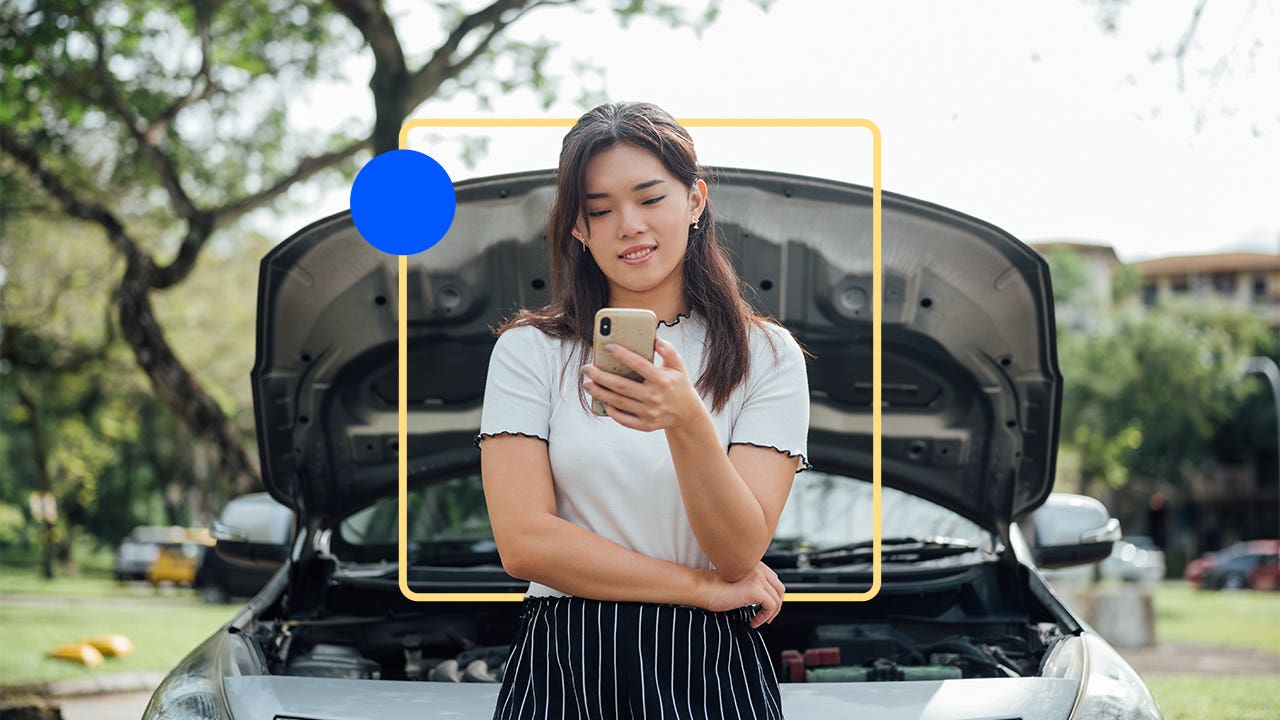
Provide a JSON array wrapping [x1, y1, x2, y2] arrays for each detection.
[[255, 618, 1052, 684], [285, 643, 382, 679], [773, 622, 1038, 682], [807, 661, 963, 682], [250, 558, 1069, 684]]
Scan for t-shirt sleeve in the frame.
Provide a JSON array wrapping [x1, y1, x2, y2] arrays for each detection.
[[474, 325, 552, 449], [729, 324, 812, 473]]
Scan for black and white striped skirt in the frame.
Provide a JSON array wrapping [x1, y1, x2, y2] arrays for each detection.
[[492, 595, 784, 720]]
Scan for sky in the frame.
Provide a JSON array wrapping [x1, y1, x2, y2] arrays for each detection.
[[281, 0, 1280, 264]]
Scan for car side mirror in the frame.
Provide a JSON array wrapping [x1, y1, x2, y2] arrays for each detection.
[[1024, 493, 1122, 569], [209, 518, 291, 569], [211, 536, 290, 569], [211, 520, 248, 542]]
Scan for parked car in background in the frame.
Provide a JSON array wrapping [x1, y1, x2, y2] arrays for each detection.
[[1187, 540, 1280, 591], [114, 525, 205, 581], [145, 169, 1162, 719], [147, 528, 215, 587], [194, 492, 294, 604]]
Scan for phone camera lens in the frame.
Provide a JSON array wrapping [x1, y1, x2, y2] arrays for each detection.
[[600, 317, 611, 336]]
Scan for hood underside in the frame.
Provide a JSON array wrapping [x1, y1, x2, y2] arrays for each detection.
[[251, 168, 1061, 531]]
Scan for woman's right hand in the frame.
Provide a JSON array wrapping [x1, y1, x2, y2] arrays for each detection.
[[701, 561, 786, 629]]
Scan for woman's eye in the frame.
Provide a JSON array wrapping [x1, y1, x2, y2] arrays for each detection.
[[587, 210, 610, 218], [642, 196, 666, 205]]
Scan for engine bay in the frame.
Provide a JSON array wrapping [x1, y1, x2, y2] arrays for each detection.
[[240, 560, 1072, 685]]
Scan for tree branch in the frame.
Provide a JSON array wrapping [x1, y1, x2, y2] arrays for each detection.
[[1173, 0, 1209, 91], [150, 215, 215, 289], [145, 0, 218, 144], [408, 0, 539, 106], [0, 126, 140, 259], [329, 0, 408, 77], [0, 323, 112, 373], [207, 135, 372, 228], [75, 6, 202, 222], [10, 9, 367, 285], [443, 2, 555, 85], [115, 251, 262, 495]]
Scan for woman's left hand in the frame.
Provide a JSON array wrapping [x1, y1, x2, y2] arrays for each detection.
[[582, 337, 703, 431]]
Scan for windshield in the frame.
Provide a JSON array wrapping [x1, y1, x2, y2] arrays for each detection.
[[773, 473, 992, 551], [336, 471, 994, 567], [338, 473, 496, 564]]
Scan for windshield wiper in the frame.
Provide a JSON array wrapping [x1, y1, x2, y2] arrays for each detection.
[[765, 536, 983, 568], [411, 549, 502, 567], [399, 539, 502, 568]]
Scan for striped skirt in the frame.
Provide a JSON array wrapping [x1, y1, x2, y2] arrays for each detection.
[[492, 595, 784, 720]]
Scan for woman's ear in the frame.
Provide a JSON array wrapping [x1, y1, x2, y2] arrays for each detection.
[[690, 178, 709, 217]]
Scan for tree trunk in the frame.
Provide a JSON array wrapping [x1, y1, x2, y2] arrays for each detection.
[[15, 385, 55, 580], [115, 247, 261, 497], [58, 521, 78, 577], [371, 68, 409, 154]]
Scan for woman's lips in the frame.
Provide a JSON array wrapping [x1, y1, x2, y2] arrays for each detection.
[[619, 247, 656, 265]]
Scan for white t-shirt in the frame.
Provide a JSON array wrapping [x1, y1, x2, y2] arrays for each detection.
[[474, 308, 811, 598]]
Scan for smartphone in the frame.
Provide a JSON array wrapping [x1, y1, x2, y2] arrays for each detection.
[[591, 307, 658, 416]]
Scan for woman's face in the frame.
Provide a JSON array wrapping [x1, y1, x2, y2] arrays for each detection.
[[575, 143, 706, 302]]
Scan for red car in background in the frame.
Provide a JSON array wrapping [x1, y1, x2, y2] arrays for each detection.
[[1184, 540, 1280, 590]]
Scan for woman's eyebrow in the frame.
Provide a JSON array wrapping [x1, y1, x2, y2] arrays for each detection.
[[585, 179, 666, 200]]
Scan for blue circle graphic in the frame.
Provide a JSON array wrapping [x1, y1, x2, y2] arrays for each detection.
[[350, 149, 456, 256]]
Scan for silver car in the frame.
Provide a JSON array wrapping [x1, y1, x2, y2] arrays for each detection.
[[144, 169, 1162, 719]]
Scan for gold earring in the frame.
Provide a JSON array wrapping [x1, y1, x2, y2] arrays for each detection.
[[690, 215, 699, 230]]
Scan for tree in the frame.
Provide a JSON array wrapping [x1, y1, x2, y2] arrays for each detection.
[[1, 215, 271, 572], [1, 0, 761, 501], [1052, 295, 1272, 497]]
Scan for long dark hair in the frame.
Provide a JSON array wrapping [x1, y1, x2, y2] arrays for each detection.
[[494, 101, 810, 414]]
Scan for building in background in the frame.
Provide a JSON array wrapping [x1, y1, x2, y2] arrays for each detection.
[[1132, 252, 1280, 327]]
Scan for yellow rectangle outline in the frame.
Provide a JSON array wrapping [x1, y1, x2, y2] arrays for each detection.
[[397, 117, 881, 602]]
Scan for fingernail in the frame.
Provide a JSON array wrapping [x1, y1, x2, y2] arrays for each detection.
[[605, 343, 616, 353]]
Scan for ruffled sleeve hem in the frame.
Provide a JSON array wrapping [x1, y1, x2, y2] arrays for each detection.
[[728, 441, 813, 474], [474, 431, 550, 450]]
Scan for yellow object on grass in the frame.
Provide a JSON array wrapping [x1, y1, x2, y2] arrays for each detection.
[[84, 634, 134, 657], [48, 643, 104, 666]]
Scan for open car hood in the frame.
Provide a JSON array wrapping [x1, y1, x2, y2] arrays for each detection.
[[252, 168, 1060, 533]]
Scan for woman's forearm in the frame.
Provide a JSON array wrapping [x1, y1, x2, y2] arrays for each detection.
[[664, 406, 771, 581], [506, 513, 715, 606]]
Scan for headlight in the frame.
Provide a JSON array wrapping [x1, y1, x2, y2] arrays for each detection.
[[142, 630, 265, 720], [1041, 633, 1163, 720]]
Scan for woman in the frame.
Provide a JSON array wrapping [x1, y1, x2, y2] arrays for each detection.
[[476, 101, 812, 720]]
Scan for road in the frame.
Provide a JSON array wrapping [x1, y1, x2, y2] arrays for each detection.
[[58, 690, 154, 720]]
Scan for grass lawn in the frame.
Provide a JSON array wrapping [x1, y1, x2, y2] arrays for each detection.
[[0, 563, 198, 601], [1146, 675, 1280, 720], [0, 600, 237, 686], [1153, 580, 1280, 654], [1143, 581, 1279, 720]]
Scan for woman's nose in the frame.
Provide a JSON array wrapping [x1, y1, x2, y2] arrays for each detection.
[[615, 204, 647, 238]]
